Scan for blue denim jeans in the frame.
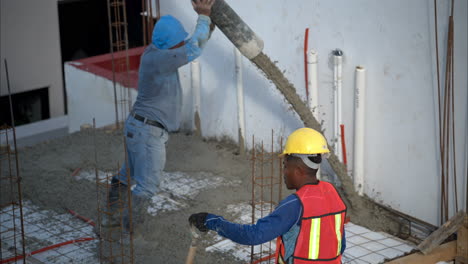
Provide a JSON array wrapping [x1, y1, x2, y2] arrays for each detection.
[[114, 115, 169, 199]]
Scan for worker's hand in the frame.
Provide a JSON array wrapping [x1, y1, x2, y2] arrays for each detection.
[[192, 0, 216, 17], [189, 212, 209, 232]]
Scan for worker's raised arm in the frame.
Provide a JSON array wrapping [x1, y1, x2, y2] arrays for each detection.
[[185, 0, 216, 62], [190, 194, 302, 246]]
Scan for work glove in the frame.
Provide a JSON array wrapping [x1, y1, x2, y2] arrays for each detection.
[[189, 212, 209, 232]]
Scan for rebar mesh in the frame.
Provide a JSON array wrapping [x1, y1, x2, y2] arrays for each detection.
[[0, 125, 26, 263]]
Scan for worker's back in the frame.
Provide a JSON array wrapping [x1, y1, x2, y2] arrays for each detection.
[[277, 181, 346, 264], [133, 44, 188, 132]]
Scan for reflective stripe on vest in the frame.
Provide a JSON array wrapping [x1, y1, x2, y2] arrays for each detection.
[[335, 214, 342, 255], [308, 218, 321, 259]]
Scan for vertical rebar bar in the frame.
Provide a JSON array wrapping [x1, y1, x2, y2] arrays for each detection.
[[149, 0, 153, 36], [279, 137, 283, 203], [106, 0, 120, 129], [448, 10, 458, 213], [0, 131, 3, 262], [155, 0, 160, 21], [269, 130, 274, 264], [93, 119, 104, 263], [5, 130, 18, 261], [0, 132, 2, 261], [122, 0, 133, 114], [259, 141, 264, 257], [142, 0, 147, 45], [250, 134, 255, 264], [124, 136, 135, 263], [4, 59, 26, 263]]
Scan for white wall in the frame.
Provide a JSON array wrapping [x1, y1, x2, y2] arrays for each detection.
[[0, 0, 65, 118], [160, 0, 467, 225], [64, 63, 138, 133]]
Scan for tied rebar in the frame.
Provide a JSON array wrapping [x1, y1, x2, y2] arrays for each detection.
[[93, 119, 134, 263], [106, 0, 133, 129], [249, 130, 283, 264]]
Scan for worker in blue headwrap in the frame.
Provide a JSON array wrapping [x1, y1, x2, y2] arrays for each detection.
[[107, 0, 216, 237]]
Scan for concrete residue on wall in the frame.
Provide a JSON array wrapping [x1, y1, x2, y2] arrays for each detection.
[[249, 52, 401, 235]]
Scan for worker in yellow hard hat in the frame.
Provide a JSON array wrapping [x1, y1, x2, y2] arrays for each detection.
[[189, 128, 347, 264]]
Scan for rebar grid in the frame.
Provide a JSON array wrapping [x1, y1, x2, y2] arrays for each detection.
[[0, 125, 26, 264], [250, 130, 283, 264], [93, 120, 134, 263]]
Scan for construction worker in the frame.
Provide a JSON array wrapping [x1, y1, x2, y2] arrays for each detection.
[[108, 0, 216, 234], [189, 128, 347, 263]]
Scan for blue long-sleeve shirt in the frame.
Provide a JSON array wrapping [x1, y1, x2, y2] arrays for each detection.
[[132, 15, 212, 132], [205, 194, 346, 261]]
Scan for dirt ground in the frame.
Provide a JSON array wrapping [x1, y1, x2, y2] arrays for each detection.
[[13, 128, 283, 263]]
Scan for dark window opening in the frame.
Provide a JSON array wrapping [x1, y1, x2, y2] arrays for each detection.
[[0, 88, 50, 127]]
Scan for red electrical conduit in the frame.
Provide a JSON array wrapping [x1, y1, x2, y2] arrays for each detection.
[[1, 208, 97, 263], [304, 28, 310, 101], [0, 237, 96, 264], [65, 208, 96, 227], [70, 168, 81, 177], [340, 124, 348, 166]]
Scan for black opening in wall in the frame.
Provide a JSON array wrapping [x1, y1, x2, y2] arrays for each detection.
[[58, 0, 143, 63], [0, 87, 50, 127]]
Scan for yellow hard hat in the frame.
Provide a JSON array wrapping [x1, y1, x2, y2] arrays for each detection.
[[281, 128, 330, 156]]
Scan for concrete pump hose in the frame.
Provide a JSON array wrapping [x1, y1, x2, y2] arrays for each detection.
[[210, 0, 264, 59]]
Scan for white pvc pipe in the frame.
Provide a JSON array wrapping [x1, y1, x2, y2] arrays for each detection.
[[354, 66, 366, 196], [307, 50, 319, 121], [307, 49, 321, 180], [235, 48, 246, 154], [191, 60, 201, 136], [333, 52, 343, 162]]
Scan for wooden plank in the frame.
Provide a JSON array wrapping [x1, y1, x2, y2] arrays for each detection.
[[418, 211, 467, 254], [455, 256, 467, 264], [456, 216, 468, 261], [387, 241, 456, 264]]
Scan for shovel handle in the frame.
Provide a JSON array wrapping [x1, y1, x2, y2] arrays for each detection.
[[185, 245, 197, 264]]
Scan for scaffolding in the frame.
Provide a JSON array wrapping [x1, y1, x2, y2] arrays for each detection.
[[107, 0, 133, 129], [249, 130, 283, 264]]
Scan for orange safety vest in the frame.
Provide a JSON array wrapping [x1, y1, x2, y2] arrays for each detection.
[[276, 182, 347, 264]]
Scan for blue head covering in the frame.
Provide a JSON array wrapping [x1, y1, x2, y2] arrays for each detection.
[[152, 15, 188, 49]]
